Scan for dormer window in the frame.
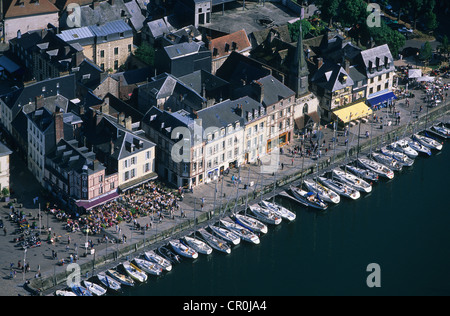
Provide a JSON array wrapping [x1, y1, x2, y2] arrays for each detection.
[[224, 43, 230, 52]]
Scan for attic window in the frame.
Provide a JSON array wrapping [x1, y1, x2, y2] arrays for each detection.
[[224, 43, 230, 52], [232, 42, 237, 50], [213, 48, 218, 56]]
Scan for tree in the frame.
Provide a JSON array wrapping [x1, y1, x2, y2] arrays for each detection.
[[366, 21, 405, 57], [419, 41, 433, 62], [134, 43, 155, 67], [339, 0, 368, 27], [288, 19, 313, 41], [438, 35, 449, 59], [315, 0, 341, 26]]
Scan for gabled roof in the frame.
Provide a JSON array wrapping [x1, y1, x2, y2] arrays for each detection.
[[252, 75, 295, 107], [4, 0, 59, 19], [47, 139, 103, 176], [311, 62, 354, 92], [164, 41, 203, 60], [209, 29, 251, 59], [197, 99, 245, 130]]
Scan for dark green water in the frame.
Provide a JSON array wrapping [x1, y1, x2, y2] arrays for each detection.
[[120, 142, 450, 296]]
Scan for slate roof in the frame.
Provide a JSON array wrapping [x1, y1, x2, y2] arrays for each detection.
[[358, 44, 395, 79], [196, 99, 245, 130], [0, 74, 76, 120], [164, 41, 204, 60], [311, 62, 354, 92], [47, 139, 103, 176], [250, 75, 295, 107]]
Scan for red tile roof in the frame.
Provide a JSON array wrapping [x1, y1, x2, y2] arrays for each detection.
[[209, 29, 251, 60], [4, 0, 59, 19]]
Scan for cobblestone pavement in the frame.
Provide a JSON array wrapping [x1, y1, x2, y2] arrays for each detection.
[[0, 79, 449, 296]]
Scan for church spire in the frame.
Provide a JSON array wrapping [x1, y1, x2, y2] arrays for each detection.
[[291, 18, 309, 98]]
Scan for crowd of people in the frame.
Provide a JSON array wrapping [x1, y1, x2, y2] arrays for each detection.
[[45, 181, 181, 239]]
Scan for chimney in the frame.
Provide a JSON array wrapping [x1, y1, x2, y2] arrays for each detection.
[[125, 116, 132, 130], [55, 112, 64, 143], [101, 97, 110, 114], [344, 59, 350, 74], [118, 112, 125, 126], [317, 57, 323, 69], [35, 95, 44, 109], [252, 81, 264, 104]]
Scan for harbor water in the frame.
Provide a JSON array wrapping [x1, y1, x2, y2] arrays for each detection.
[[118, 142, 450, 296]]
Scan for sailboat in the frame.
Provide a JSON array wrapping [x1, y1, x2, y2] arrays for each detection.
[[169, 239, 198, 259], [345, 164, 379, 183], [183, 236, 213, 255], [371, 152, 403, 172], [144, 250, 173, 272], [428, 122, 450, 139], [405, 137, 432, 156], [357, 157, 394, 179], [259, 200, 296, 222], [289, 185, 328, 210], [209, 225, 241, 245], [198, 228, 231, 254], [318, 176, 360, 200], [220, 218, 260, 244], [248, 204, 282, 225], [332, 168, 372, 193], [381, 146, 414, 167], [413, 133, 443, 150], [97, 272, 122, 292], [133, 258, 163, 276], [303, 179, 340, 204]]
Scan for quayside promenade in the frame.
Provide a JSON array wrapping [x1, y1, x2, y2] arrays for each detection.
[[1, 91, 449, 296]]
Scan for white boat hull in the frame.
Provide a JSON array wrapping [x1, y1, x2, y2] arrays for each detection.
[[234, 213, 268, 234], [209, 225, 241, 245], [332, 169, 372, 193], [169, 240, 199, 259], [303, 179, 340, 204], [249, 205, 282, 225], [134, 258, 163, 276], [318, 176, 360, 200], [144, 251, 172, 272], [198, 228, 231, 254], [260, 200, 296, 221], [184, 236, 213, 255], [220, 219, 260, 244]]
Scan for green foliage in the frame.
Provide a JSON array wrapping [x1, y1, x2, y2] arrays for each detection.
[[419, 41, 433, 61], [134, 43, 155, 67], [366, 21, 406, 57], [1, 187, 9, 197], [288, 19, 313, 41]]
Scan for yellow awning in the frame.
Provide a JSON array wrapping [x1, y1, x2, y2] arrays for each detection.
[[332, 102, 373, 124]]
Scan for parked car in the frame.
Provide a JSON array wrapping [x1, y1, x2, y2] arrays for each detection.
[[398, 26, 413, 34]]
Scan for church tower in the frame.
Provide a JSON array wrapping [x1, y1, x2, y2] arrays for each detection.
[[291, 19, 310, 98]]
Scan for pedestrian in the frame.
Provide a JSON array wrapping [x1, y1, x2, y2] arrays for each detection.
[[3, 227, 6, 236], [281, 162, 284, 170], [291, 158, 294, 166], [67, 235, 71, 245]]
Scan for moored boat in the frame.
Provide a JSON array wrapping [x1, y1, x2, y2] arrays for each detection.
[[107, 269, 135, 287], [83, 280, 107, 296], [183, 236, 213, 255], [390, 139, 418, 158], [71, 284, 93, 296], [357, 157, 395, 179], [318, 176, 360, 200], [248, 204, 282, 225], [55, 290, 77, 296], [219, 218, 260, 244], [133, 258, 163, 276], [259, 200, 296, 221], [303, 179, 340, 204], [428, 123, 450, 139], [381, 147, 414, 167], [332, 168, 372, 193], [209, 225, 241, 245], [406, 137, 432, 156], [372, 152, 403, 171], [345, 164, 379, 182], [234, 213, 268, 234], [97, 272, 122, 292], [413, 133, 443, 151], [169, 239, 198, 259], [158, 245, 182, 264], [144, 250, 172, 271], [122, 261, 147, 283], [198, 228, 231, 254], [289, 185, 328, 210]]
